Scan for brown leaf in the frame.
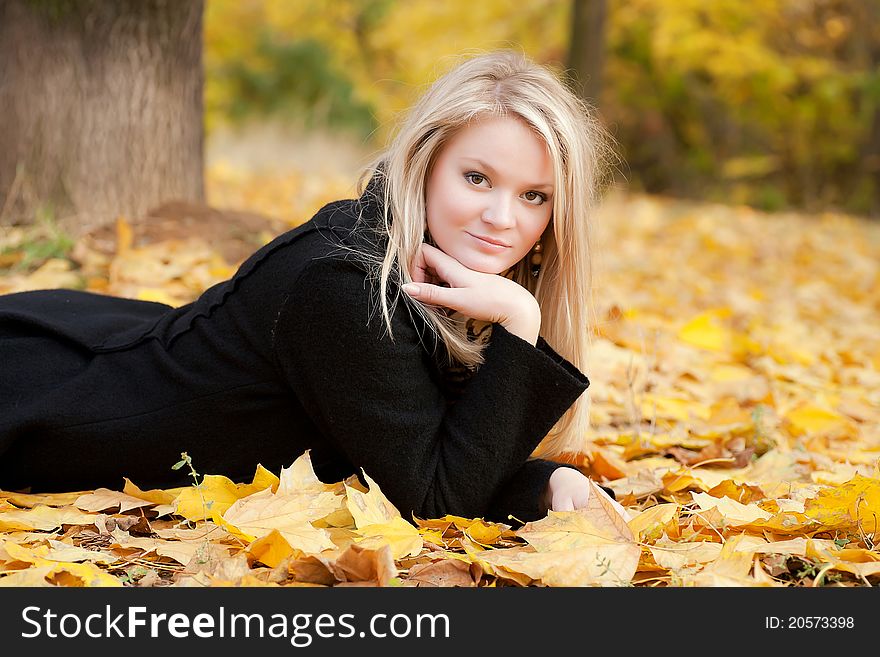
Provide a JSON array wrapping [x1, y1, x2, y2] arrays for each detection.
[[403, 559, 476, 587], [332, 543, 397, 586]]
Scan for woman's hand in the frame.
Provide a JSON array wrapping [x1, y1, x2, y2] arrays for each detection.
[[542, 467, 632, 520], [403, 242, 541, 344]]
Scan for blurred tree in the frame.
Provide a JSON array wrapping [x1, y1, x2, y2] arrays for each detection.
[[605, 0, 880, 215], [200, 0, 876, 216], [0, 0, 205, 233], [566, 0, 607, 106], [203, 0, 568, 144], [845, 0, 880, 215]]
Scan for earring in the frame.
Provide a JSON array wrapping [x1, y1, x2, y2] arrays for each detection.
[[530, 239, 542, 278]]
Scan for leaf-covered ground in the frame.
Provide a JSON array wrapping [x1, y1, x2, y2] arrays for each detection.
[[1, 169, 878, 587]]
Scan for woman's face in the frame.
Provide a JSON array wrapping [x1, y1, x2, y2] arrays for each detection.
[[424, 114, 555, 274]]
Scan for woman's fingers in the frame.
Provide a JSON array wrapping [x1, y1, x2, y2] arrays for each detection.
[[417, 242, 467, 287], [402, 281, 465, 312], [410, 243, 449, 285], [409, 245, 431, 284], [554, 496, 575, 512]]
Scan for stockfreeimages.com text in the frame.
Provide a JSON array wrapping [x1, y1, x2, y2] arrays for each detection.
[[22, 605, 450, 646]]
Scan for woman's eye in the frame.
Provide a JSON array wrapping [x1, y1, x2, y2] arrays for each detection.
[[465, 172, 486, 186], [524, 191, 547, 205]]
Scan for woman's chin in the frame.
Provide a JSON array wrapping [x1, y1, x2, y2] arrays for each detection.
[[451, 252, 517, 275]]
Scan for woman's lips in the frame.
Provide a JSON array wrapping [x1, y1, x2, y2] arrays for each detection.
[[466, 232, 511, 251]]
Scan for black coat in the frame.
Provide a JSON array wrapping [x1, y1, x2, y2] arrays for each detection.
[[0, 182, 590, 525]]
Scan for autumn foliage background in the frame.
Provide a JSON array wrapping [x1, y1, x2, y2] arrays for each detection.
[[0, 0, 878, 587]]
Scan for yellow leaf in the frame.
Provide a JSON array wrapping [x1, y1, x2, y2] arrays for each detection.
[[123, 478, 180, 505], [476, 542, 639, 587], [0, 505, 100, 532], [784, 404, 857, 438], [174, 475, 242, 523], [1, 538, 122, 587], [650, 536, 722, 570], [803, 475, 880, 531], [174, 464, 278, 523], [344, 471, 401, 528], [641, 395, 711, 423], [278, 451, 331, 495], [251, 463, 281, 493], [709, 363, 754, 382], [43, 540, 118, 565], [135, 287, 178, 305], [1, 539, 48, 563], [47, 561, 123, 587], [628, 503, 678, 542], [518, 481, 634, 552], [247, 529, 297, 568], [678, 310, 732, 352], [690, 492, 772, 526], [752, 538, 813, 556], [449, 515, 490, 531], [75, 488, 155, 513], [221, 487, 340, 554], [589, 449, 627, 480], [419, 529, 446, 547], [0, 565, 55, 587], [690, 534, 767, 586], [463, 520, 504, 546], [355, 516, 423, 560], [0, 491, 85, 509], [116, 216, 133, 254]]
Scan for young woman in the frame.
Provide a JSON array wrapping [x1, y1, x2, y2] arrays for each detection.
[[0, 50, 617, 526]]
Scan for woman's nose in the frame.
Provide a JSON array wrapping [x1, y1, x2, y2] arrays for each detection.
[[481, 195, 515, 228]]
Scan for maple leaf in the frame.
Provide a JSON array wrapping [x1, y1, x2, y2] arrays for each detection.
[[344, 470, 423, 559], [0, 505, 101, 532], [122, 478, 182, 505], [690, 491, 772, 527], [802, 475, 880, 531], [278, 450, 340, 496], [246, 529, 297, 569], [687, 534, 769, 586], [496, 481, 640, 586], [405, 559, 477, 587], [0, 491, 85, 509], [222, 487, 341, 554], [75, 488, 156, 513], [0, 540, 122, 587], [628, 503, 678, 542], [473, 542, 639, 587], [173, 463, 279, 523], [650, 535, 722, 571], [344, 470, 401, 527]]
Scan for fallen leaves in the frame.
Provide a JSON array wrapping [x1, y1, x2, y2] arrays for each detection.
[[2, 184, 879, 587], [0, 451, 630, 587]]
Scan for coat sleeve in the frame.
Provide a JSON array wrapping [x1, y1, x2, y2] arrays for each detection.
[[271, 257, 590, 523]]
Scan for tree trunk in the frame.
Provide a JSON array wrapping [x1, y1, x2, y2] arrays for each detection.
[[566, 0, 607, 106], [0, 0, 204, 235], [859, 0, 880, 217]]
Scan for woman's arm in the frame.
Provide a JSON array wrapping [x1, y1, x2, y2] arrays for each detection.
[[272, 257, 590, 523]]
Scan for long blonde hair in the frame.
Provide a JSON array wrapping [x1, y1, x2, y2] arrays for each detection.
[[348, 49, 615, 459]]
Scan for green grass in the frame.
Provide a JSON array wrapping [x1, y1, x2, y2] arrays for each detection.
[[0, 203, 75, 273]]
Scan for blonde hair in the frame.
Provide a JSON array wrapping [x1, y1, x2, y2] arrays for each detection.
[[348, 49, 615, 460]]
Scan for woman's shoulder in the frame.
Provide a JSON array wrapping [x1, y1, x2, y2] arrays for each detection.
[[239, 193, 380, 269]]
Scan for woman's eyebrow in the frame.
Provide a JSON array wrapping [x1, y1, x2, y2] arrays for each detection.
[[461, 157, 554, 191]]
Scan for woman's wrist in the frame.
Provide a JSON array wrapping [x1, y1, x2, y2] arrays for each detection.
[[499, 300, 541, 345]]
